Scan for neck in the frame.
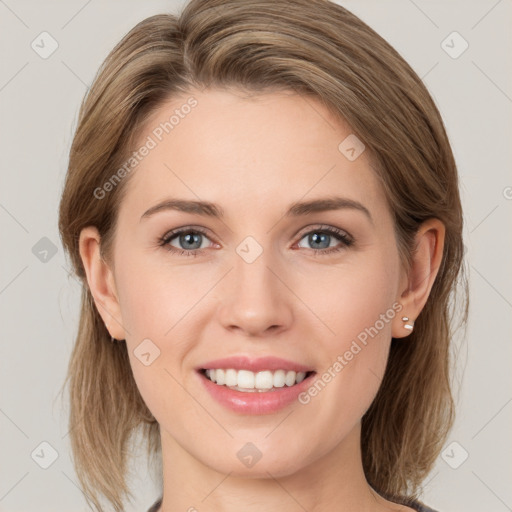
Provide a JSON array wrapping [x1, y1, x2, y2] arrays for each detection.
[[157, 423, 392, 512]]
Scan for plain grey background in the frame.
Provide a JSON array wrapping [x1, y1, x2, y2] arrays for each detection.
[[1, 1, 511, 511]]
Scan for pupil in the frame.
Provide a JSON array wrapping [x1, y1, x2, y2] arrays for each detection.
[[182, 232, 201, 249], [311, 232, 328, 249]]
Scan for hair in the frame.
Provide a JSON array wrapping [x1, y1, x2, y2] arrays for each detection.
[[57, 0, 469, 511]]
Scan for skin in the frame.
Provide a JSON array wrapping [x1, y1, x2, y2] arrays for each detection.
[[79, 88, 445, 512]]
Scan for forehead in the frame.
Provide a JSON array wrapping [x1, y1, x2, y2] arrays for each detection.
[[119, 88, 387, 222]]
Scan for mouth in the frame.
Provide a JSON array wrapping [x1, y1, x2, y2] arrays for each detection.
[[197, 368, 317, 393]]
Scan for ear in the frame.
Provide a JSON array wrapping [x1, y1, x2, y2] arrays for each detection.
[[392, 218, 445, 339], [78, 226, 126, 340]]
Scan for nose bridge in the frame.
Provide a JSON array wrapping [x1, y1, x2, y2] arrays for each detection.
[[216, 233, 293, 334], [233, 233, 282, 301]]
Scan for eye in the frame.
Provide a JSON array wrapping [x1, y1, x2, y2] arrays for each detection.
[[158, 225, 354, 257], [296, 225, 353, 255], [158, 227, 214, 257]]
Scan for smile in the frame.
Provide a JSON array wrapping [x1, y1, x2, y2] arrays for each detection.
[[196, 368, 317, 415], [201, 368, 313, 392]]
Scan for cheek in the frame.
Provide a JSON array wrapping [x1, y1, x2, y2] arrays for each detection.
[[114, 233, 399, 431], [112, 253, 208, 422], [114, 250, 198, 340], [311, 249, 399, 347], [304, 251, 399, 415]]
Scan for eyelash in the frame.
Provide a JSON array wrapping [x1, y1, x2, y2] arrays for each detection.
[[157, 225, 354, 258]]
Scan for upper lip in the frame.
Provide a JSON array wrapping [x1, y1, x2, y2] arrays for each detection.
[[197, 355, 315, 373]]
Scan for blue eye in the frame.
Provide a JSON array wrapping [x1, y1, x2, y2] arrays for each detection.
[[158, 225, 353, 257], [296, 226, 353, 254], [158, 227, 212, 257]]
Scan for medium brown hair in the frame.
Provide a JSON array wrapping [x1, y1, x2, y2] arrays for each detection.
[[58, 1, 469, 510]]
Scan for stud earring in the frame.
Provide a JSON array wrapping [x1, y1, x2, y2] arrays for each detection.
[[401, 316, 414, 332]]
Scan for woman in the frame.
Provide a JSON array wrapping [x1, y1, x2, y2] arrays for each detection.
[[58, 0, 468, 511]]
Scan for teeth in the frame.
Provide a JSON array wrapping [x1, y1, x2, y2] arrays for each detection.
[[204, 368, 309, 391], [225, 368, 237, 386], [215, 369, 226, 385]]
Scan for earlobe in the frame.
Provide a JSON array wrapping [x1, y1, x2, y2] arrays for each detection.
[[393, 218, 445, 339], [78, 226, 125, 340]]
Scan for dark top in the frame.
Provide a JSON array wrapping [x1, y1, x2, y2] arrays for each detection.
[[147, 497, 161, 512], [146, 496, 438, 511]]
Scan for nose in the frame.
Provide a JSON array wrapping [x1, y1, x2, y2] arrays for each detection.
[[216, 245, 294, 337]]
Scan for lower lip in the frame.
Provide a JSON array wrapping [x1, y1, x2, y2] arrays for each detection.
[[197, 370, 317, 415]]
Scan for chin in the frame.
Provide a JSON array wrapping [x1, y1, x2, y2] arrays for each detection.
[[211, 456, 305, 479], [199, 438, 315, 479]]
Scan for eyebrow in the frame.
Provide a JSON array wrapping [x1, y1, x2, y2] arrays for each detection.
[[140, 196, 373, 224]]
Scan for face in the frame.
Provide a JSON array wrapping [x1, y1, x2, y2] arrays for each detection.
[[98, 88, 409, 477]]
